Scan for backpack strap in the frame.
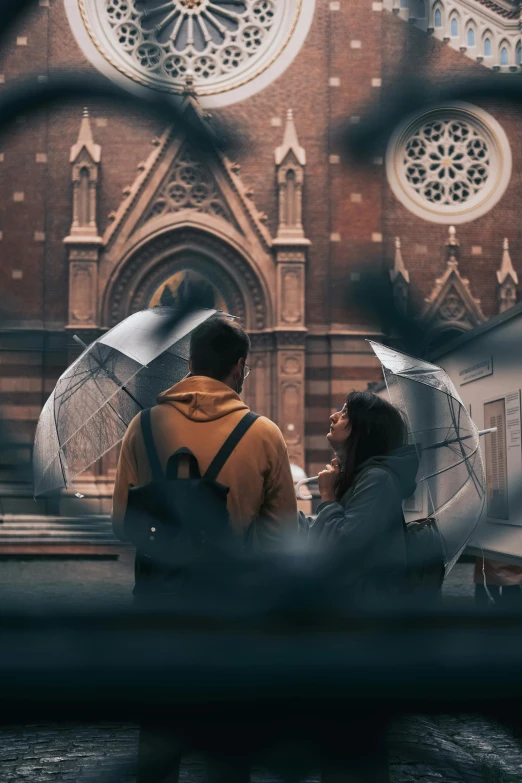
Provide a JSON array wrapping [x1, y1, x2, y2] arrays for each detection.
[[166, 448, 201, 480], [204, 412, 260, 483], [140, 408, 163, 482]]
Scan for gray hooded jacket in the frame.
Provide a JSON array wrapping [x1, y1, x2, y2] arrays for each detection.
[[309, 446, 419, 596]]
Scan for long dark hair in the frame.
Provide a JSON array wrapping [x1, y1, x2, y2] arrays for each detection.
[[334, 391, 408, 501]]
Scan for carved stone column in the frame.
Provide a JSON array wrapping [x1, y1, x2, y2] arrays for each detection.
[[273, 110, 309, 470], [274, 329, 307, 469], [65, 109, 102, 334], [497, 238, 518, 313], [272, 247, 308, 468]]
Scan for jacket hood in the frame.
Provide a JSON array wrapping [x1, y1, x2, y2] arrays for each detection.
[[156, 376, 248, 422], [356, 444, 420, 499]]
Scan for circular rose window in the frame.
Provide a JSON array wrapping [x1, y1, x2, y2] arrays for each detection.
[[386, 104, 512, 224], [67, 0, 315, 107]]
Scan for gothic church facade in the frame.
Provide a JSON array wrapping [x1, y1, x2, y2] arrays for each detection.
[[0, 0, 521, 509]]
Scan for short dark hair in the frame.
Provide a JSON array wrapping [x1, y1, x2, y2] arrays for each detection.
[[190, 317, 250, 381]]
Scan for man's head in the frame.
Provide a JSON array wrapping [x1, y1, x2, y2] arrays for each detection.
[[189, 317, 250, 393]]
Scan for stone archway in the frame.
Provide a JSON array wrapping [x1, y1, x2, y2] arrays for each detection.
[[104, 227, 270, 332], [102, 226, 275, 421]]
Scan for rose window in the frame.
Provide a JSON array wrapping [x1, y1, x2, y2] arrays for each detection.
[[74, 0, 314, 104], [386, 105, 512, 224]]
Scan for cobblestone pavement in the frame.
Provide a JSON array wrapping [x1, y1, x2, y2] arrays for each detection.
[[0, 556, 521, 782]]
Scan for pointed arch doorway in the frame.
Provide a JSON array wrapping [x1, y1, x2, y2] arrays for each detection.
[[103, 227, 275, 421]]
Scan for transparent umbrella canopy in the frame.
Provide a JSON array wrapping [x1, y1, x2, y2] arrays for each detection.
[[33, 307, 218, 497], [368, 341, 487, 573]]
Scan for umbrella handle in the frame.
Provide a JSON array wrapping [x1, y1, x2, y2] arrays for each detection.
[[296, 476, 319, 501], [72, 334, 88, 350]]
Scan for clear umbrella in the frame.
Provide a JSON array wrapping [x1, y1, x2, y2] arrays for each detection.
[[295, 342, 492, 573], [33, 307, 218, 497], [368, 341, 489, 572]]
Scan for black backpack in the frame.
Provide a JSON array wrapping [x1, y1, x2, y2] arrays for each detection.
[[364, 462, 446, 597], [124, 408, 259, 591], [402, 515, 445, 595]]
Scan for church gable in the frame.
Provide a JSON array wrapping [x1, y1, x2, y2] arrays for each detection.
[[101, 119, 273, 256], [422, 227, 485, 333], [139, 143, 236, 228]]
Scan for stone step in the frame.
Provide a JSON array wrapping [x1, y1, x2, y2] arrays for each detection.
[[0, 514, 123, 553]]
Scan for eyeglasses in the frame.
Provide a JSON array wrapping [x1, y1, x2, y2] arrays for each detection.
[[244, 364, 251, 379]]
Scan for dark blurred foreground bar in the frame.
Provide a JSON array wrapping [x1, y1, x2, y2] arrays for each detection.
[[0, 608, 522, 724]]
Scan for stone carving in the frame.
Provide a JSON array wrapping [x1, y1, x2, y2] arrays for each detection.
[[69, 109, 101, 239], [280, 381, 302, 445], [275, 330, 307, 347], [108, 229, 267, 330], [275, 109, 306, 241], [497, 238, 518, 313], [70, 263, 95, 324], [403, 117, 490, 207], [66, 110, 102, 329], [387, 105, 512, 225], [281, 267, 301, 324], [439, 291, 466, 321], [101, 0, 280, 90], [423, 226, 485, 334], [281, 354, 301, 375], [143, 145, 234, 225], [390, 237, 410, 316], [277, 251, 306, 262]]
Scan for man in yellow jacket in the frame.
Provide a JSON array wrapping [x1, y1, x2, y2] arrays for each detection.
[[112, 315, 297, 548], [112, 315, 298, 783]]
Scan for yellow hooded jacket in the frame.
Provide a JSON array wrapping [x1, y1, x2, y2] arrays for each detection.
[[112, 376, 298, 548]]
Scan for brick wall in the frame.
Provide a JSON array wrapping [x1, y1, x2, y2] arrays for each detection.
[[0, 1, 519, 476]]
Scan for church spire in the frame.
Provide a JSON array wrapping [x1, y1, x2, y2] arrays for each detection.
[[275, 109, 306, 167], [497, 238, 518, 312], [391, 236, 409, 283], [70, 107, 101, 164], [390, 237, 410, 315], [274, 109, 307, 241], [445, 225, 460, 265]]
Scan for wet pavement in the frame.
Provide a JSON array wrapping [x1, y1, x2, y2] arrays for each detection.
[[0, 555, 520, 782]]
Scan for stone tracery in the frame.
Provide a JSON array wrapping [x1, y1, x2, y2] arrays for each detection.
[[143, 145, 234, 224], [99, 0, 282, 91]]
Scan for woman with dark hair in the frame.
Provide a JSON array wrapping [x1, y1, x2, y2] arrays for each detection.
[[309, 392, 419, 783], [310, 390, 419, 599]]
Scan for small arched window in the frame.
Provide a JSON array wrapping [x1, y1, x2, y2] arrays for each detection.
[[78, 167, 90, 226], [417, 0, 426, 16], [501, 46, 509, 65], [451, 17, 458, 37], [516, 42, 521, 65], [484, 37, 491, 56], [434, 8, 442, 27], [285, 170, 297, 226], [467, 28, 475, 47]]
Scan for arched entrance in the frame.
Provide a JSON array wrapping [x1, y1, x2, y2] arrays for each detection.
[[104, 227, 271, 332], [102, 227, 275, 421]]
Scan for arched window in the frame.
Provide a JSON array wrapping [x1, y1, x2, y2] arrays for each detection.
[[501, 46, 508, 65], [417, 0, 426, 16], [434, 8, 442, 27], [517, 42, 521, 65], [467, 28, 475, 47], [484, 37, 491, 56], [78, 167, 90, 226], [285, 170, 297, 226], [451, 17, 458, 37]]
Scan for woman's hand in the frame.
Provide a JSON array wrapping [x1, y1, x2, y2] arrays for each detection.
[[318, 458, 339, 503]]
